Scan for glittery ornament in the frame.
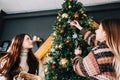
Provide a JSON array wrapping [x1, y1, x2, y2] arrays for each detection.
[[59, 58, 69, 68]]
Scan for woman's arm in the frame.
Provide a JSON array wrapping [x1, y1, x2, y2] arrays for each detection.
[[70, 20, 97, 47], [72, 52, 100, 77], [72, 45, 114, 77]]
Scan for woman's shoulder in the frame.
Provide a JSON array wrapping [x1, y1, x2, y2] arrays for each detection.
[[92, 42, 114, 57]]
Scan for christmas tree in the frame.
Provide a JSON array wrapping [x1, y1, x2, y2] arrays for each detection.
[[45, 0, 96, 80]]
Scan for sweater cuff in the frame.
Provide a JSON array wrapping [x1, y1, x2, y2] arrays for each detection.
[[80, 28, 87, 35]]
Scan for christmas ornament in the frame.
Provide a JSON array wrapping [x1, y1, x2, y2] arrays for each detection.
[[62, 13, 69, 18], [59, 58, 69, 68], [50, 48, 55, 52], [66, 39, 71, 44], [57, 16, 59, 19], [44, 67, 48, 73], [51, 64, 56, 69], [83, 13, 87, 17], [74, 13, 79, 18], [53, 32, 57, 36], [55, 45, 59, 49], [60, 30, 65, 34], [72, 33, 77, 39], [58, 18, 62, 21], [58, 43, 63, 49], [68, 5, 72, 9], [58, 24, 62, 27]]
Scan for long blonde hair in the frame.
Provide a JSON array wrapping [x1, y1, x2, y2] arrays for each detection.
[[101, 18, 120, 80]]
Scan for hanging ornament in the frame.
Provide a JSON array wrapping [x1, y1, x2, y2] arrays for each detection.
[[44, 67, 48, 73], [74, 13, 79, 18], [50, 48, 55, 52], [58, 43, 63, 49], [60, 30, 65, 34], [55, 45, 59, 49], [59, 58, 69, 68], [68, 5, 72, 9], [62, 13, 69, 18], [83, 13, 87, 17], [53, 31, 57, 36], [51, 64, 56, 69], [81, 11, 84, 14], [72, 33, 77, 39], [66, 39, 71, 44], [58, 18, 62, 21], [57, 16, 59, 19], [58, 24, 62, 28]]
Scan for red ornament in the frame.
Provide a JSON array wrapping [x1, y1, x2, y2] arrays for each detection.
[[51, 64, 56, 69], [70, 0, 73, 2]]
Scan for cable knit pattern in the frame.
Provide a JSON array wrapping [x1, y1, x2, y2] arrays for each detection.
[[72, 28, 116, 80], [20, 52, 29, 72]]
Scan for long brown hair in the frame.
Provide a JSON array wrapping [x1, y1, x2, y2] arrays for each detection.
[[0, 33, 39, 78], [101, 18, 120, 80]]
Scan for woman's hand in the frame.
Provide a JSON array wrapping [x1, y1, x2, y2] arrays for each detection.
[[70, 20, 83, 30], [74, 46, 82, 56]]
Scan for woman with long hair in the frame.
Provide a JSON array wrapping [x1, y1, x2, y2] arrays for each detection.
[[0, 33, 44, 80], [101, 19, 120, 80], [70, 18, 120, 80]]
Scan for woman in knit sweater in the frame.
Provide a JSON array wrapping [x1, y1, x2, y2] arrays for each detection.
[[70, 18, 120, 80], [0, 33, 44, 80]]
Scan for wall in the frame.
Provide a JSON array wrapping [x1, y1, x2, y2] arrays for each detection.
[[0, 11, 6, 42]]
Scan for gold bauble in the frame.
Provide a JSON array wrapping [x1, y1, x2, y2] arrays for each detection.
[[59, 58, 69, 68]]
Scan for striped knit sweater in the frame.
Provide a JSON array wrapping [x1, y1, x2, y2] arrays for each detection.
[[72, 28, 116, 80]]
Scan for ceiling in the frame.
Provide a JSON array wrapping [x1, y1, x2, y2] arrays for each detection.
[[0, 0, 119, 14]]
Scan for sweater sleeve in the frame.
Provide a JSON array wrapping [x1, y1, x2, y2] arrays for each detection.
[[72, 46, 114, 77], [72, 52, 100, 77], [80, 28, 97, 47]]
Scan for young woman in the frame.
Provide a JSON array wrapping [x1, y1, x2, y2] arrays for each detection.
[[70, 18, 120, 80], [0, 33, 44, 80]]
